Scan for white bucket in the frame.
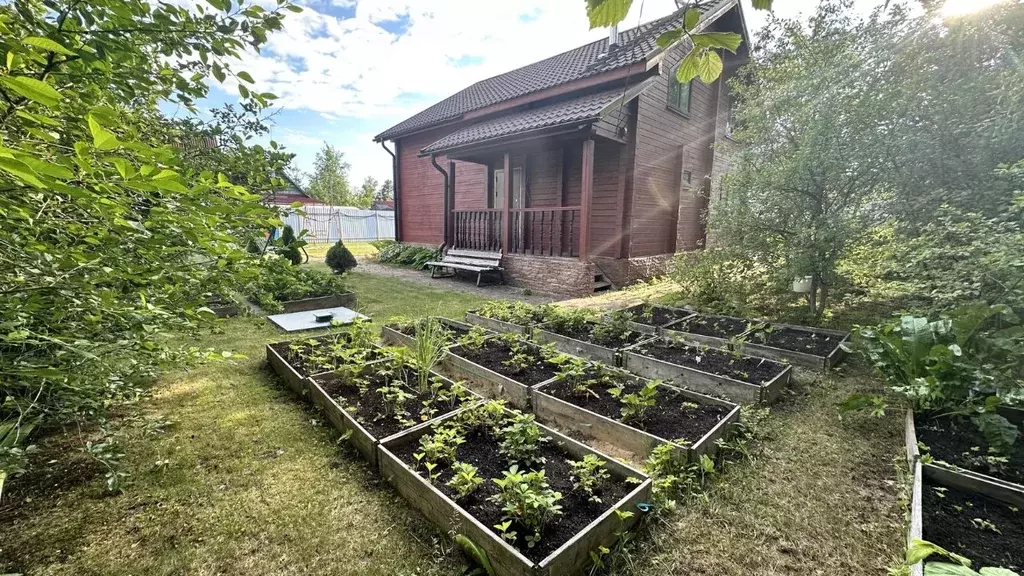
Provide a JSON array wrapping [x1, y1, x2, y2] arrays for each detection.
[[792, 276, 813, 293]]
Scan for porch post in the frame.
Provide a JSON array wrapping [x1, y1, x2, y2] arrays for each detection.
[[448, 160, 456, 247], [502, 152, 512, 253], [579, 138, 594, 262]]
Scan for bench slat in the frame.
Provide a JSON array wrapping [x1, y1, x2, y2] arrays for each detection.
[[447, 249, 503, 259], [425, 262, 501, 273], [439, 256, 501, 267]]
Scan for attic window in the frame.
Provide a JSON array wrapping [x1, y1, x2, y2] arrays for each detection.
[[667, 67, 692, 115]]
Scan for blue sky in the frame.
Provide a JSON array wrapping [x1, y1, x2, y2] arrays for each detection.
[[169, 0, 877, 187]]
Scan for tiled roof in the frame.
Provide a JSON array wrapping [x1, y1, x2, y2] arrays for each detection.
[[419, 87, 625, 154], [375, 0, 731, 142]]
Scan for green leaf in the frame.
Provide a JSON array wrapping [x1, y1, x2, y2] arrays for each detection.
[[684, 8, 700, 31], [698, 50, 723, 84], [692, 31, 743, 54], [675, 48, 703, 83], [656, 29, 684, 49], [152, 169, 179, 180], [286, 4, 303, 12], [971, 413, 1020, 454], [0, 76, 62, 107], [15, 109, 61, 127], [18, 156, 73, 179], [586, 0, 633, 29], [237, 71, 254, 84], [238, 84, 250, 99], [87, 115, 119, 150], [23, 36, 75, 56], [0, 157, 45, 187], [978, 569, 1020, 576], [750, 0, 773, 9], [212, 63, 226, 83]]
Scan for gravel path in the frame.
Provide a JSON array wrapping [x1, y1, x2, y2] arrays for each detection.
[[353, 260, 560, 304]]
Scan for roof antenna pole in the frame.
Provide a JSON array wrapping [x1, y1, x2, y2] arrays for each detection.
[[608, 24, 619, 47]]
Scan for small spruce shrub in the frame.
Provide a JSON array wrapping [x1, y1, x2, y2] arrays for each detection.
[[325, 240, 358, 275], [278, 225, 304, 265]]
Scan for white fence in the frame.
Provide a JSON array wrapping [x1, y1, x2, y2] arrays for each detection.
[[279, 205, 396, 243]]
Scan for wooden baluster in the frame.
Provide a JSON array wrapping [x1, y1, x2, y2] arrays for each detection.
[[547, 210, 553, 256], [568, 211, 575, 257]]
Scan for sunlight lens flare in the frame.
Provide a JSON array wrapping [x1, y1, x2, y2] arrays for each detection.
[[941, 0, 1011, 17]]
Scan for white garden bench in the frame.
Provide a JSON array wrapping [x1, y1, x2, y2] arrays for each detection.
[[425, 249, 504, 287]]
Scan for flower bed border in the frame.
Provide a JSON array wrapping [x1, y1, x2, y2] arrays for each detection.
[[905, 409, 1024, 502], [532, 321, 657, 367], [464, 311, 532, 337], [377, 408, 652, 576], [307, 369, 482, 467], [732, 322, 850, 371], [441, 341, 555, 409], [265, 334, 385, 398], [381, 317, 476, 349], [531, 374, 740, 462], [620, 339, 792, 404]]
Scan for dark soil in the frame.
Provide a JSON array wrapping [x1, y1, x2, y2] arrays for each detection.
[[450, 340, 561, 386], [393, 425, 636, 563], [544, 322, 650, 349], [544, 368, 730, 444], [619, 304, 693, 327], [673, 314, 750, 339], [917, 414, 1024, 485], [633, 340, 786, 385], [922, 479, 1024, 570], [747, 326, 843, 357], [312, 365, 471, 440], [270, 334, 385, 377]]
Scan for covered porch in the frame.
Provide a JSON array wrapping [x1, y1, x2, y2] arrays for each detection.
[[420, 81, 652, 266]]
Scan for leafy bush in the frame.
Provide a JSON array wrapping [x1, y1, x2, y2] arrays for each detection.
[[246, 257, 349, 313], [377, 243, 440, 268], [370, 239, 396, 251], [278, 225, 304, 265], [325, 240, 358, 275], [491, 465, 563, 549], [671, 248, 778, 317]]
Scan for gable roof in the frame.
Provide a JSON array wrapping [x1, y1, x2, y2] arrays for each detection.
[[420, 79, 655, 155], [374, 0, 734, 143]]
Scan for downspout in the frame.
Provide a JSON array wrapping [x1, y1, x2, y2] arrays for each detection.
[[380, 141, 401, 241], [430, 154, 450, 247]]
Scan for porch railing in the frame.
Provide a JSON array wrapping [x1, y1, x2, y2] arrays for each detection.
[[452, 209, 502, 252], [451, 207, 581, 257]]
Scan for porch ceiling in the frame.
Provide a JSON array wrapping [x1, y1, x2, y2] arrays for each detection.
[[419, 77, 655, 157]]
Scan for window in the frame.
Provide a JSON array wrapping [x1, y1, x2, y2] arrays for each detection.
[[667, 67, 692, 114]]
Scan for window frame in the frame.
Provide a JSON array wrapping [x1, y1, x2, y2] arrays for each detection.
[[667, 66, 692, 116]]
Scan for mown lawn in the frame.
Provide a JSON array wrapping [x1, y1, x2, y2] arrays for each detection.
[[304, 241, 379, 260], [0, 273, 904, 575]]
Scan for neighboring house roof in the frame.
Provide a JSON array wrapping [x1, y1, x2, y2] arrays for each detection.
[[374, 0, 733, 143], [420, 79, 655, 155]]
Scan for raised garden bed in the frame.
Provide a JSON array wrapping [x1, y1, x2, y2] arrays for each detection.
[[307, 361, 480, 466], [266, 331, 386, 396], [205, 294, 240, 318], [532, 362, 739, 461], [443, 335, 562, 409], [622, 338, 791, 404], [603, 304, 695, 335], [464, 302, 553, 338], [533, 319, 654, 366], [907, 410, 1024, 495], [739, 322, 849, 371], [909, 462, 1024, 573], [381, 317, 474, 349], [378, 403, 651, 576], [662, 313, 752, 349]]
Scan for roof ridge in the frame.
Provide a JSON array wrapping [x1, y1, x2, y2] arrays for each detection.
[[374, 1, 730, 142]]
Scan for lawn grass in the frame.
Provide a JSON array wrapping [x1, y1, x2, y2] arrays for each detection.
[[0, 274, 906, 576], [304, 241, 379, 260]]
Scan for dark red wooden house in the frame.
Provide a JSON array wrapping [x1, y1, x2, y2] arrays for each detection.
[[375, 0, 749, 296]]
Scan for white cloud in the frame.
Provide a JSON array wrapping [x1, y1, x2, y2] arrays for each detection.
[[230, 0, 873, 185]]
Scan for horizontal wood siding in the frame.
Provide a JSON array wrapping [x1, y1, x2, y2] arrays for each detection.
[[397, 128, 449, 245], [631, 42, 720, 256], [454, 161, 488, 210], [590, 139, 623, 258], [527, 146, 562, 208]]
